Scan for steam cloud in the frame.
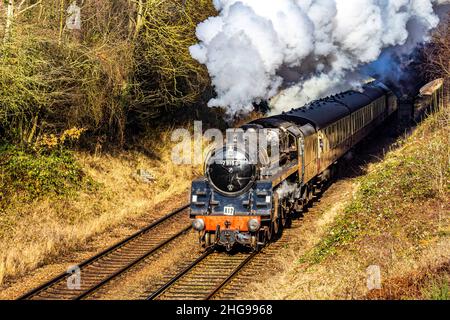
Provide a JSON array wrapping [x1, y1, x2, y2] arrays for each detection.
[[190, 0, 450, 115]]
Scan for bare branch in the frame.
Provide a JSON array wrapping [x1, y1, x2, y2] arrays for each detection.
[[17, 0, 42, 16]]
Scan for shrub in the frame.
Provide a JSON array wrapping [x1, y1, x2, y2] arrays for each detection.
[[129, 0, 216, 126], [0, 143, 95, 212], [0, 0, 216, 147]]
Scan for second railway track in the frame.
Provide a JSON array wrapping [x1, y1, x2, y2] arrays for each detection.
[[19, 205, 191, 300], [148, 249, 257, 300]]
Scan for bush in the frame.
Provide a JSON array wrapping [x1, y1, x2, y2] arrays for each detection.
[[0, 0, 216, 147], [129, 0, 216, 126], [0, 143, 95, 212], [0, 31, 131, 145]]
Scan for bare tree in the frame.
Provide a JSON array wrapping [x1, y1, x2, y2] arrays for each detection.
[[3, 0, 43, 43], [423, 13, 450, 80], [4, 0, 15, 43]]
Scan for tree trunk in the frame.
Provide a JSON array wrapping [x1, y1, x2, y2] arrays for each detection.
[[4, 0, 15, 44], [58, 0, 65, 45], [128, 0, 135, 38], [134, 0, 144, 39]]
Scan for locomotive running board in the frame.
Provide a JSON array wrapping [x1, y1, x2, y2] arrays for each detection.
[[270, 160, 299, 188]]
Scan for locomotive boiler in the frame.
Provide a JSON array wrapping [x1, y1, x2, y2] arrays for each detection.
[[190, 81, 398, 251]]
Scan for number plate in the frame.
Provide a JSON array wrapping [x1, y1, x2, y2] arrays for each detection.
[[224, 206, 235, 216]]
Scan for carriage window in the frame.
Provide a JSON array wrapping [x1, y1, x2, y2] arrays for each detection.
[[331, 126, 334, 148], [346, 117, 350, 138], [358, 110, 362, 130], [330, 126, 334, 148], [363, 106, 367, 125], [339, 121, 342, 142], [345, 118, 348, 138], [288, 134, 297, 160], [333, 123, 337, 148], [288, 134, 296, 150], [338, 121, 342, 144], [366, 106, 370, 124], [359, 110, 363, 129]]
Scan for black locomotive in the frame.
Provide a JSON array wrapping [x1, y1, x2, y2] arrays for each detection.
[[190, 81, 398, 251]]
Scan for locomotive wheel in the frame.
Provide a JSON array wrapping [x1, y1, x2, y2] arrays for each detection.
[[272, 219, 279, 236], [307, 186, 314, 203], [264, 226, 272, 242], [283, 214, 292, 228], [258, 229, 267, 249], [271, 194, 283, 237], [271, 213, 284, 238], [280, 202, 291, 228]]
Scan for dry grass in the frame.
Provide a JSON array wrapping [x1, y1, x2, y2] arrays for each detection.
[[0, 129, 202, 285], [245, 106, 449, 300], [367, 261, 450, 300]]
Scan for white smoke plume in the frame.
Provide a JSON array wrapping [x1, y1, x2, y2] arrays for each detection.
[[190, 0, 450, 115]]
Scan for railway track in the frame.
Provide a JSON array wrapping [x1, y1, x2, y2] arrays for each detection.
[[19, 205, 191, 300], [147, 249, 257, 300], [145, 189, 327, 301], [20, 178, 336, 300]]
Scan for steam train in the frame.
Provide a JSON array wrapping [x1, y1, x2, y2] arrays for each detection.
[[189, 81, 399, 251]]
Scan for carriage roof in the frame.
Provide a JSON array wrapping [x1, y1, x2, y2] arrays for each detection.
[[273, 82, 389, 130]]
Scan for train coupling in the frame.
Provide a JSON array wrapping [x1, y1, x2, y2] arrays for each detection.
[[217, 229, 252, 251]]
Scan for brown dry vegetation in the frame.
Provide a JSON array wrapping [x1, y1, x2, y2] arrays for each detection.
[[423, 13, 450, 82], [0, 0, 215, 289], [0, 0, 216, 145], [0, 130, 202, 286], [366, 261, 450, 300]]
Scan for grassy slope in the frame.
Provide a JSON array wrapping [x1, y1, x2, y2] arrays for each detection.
[[249, 105, 449, 300], [309, 106, 449, 299], [307, 108, 449, 265], [0, 129, 201, 285]]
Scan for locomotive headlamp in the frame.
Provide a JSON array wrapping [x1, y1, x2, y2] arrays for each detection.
[[192, 218, 205, 231], [248, 219, 260, 232]]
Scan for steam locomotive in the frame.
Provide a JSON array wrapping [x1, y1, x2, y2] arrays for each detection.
[[189, 82, 398, 251]]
